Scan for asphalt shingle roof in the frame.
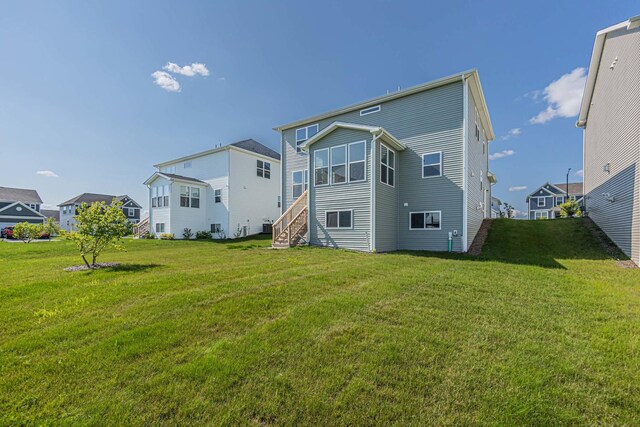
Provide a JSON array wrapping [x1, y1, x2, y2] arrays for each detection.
[[231, 139, 281, 161], [0, 186, 43, 204], [160, 173, 206, 184], [553, 183, 584, 195], [59, 193, 116, 207]]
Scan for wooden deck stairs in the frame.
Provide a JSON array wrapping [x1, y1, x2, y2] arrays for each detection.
[[133, 216, 150, 239], [272, 191, 308, 248]]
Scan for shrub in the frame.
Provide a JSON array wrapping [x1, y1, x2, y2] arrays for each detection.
[[143, 232, 156, 239], [195, 231, 211, 240], [42, 217, 60, 237], [159, 233, 174, 240], [559, 200, 582, 218], [182, 228, 194, 239], [13, 222, 44, 243]]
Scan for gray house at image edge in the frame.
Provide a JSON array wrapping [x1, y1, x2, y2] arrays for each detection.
[[577, 15, 640, 265], [58, 193, 142, 231], [275, 69, 496, 252], [0, 186, 46, 230]]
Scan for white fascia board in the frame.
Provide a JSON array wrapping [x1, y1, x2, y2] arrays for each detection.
[[577, 17, 637, 127], [301, 122, 405, 152], [228, 145, 281, 163]]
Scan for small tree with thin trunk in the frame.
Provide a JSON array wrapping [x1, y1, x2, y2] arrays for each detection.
[[42, 217, 60, 238], [66, 201, 130, 268]]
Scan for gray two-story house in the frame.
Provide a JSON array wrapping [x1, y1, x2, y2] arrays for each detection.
[[0, 186, 46, 231], [272, 69, 496, 252], [577, 15, 640, 265], [526, 182, 584, 220], [59, 193, 141, 231]]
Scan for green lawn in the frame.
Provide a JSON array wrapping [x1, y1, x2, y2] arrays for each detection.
[[1, 219, 639, 425]]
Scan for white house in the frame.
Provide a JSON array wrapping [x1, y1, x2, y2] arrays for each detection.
[[143, 139, 281, 239]]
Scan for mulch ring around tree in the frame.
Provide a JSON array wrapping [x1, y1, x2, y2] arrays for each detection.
[[64, 262, 121, 272]]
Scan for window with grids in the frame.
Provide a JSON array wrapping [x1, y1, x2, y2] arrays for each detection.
[[348, 141, 366, 182], [180, 186, 200, 208], [380, 144, 395, 186], [214, 189, 222, 203], [331, 145, 347, 184], [257, 160, 271, 179], [295, 124, 319, 152]]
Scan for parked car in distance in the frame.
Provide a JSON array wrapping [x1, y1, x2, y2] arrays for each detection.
[[2, 227, 14, 239]]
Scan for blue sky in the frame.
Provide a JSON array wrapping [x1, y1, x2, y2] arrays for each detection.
[[1, 1, 637, 216]]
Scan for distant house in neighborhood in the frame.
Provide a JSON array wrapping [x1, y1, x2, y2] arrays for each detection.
[[41, 209, 60, 223], [0, 186, 46, 230], [143, 139, 281, 239], [491, 197, 502, 218], [58, 193, 142, 231], [273, 69, 496, 252], [526, 182, 584, 220], [577, 15, 640, 265]]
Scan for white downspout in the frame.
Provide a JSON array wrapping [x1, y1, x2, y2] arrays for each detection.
[[462, 75, 469, 252], [370, 129, 383, 252]]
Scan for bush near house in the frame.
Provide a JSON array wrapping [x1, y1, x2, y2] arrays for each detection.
[[1, 219, 638, 425], [559, 200, 582, 218], [12, 222, 43, 243], [195, 230, 211, 240]]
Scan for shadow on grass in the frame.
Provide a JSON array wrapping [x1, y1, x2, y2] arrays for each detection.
[[107, 263, 162, 272], [400, 218, 614, 270]]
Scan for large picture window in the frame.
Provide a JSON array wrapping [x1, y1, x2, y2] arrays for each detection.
[[331, 145, 347, 184], [295, 124, 319, 152], [380, 144, 395, 186], [409, 211, 441, 230], [422, 152, 442, 178], [326, 210, 352, 229], [348, 141, 366, 182], [314, 149, 329, 186], [292, 170, 308, 199]]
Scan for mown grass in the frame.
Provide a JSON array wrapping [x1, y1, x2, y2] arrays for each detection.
[[1, 219, 639, 425]]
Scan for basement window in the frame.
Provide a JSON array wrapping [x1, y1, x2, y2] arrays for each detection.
[[326, 210, 352, 229], [410, 211, 441, 230]]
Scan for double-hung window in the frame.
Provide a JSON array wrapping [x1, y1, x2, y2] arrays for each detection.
[[314, 149, 329, 186], [556, 196, 564, 205], [180, 186, 190, 207], [326, 210, 352, 229], [214, 189, 222, 203], [190, 187, 200, 208], [257, 160, 271, 179], [128, 208, 135, 216], [409, 211, 441, 230], [155, 223, 165, 233], [537, 197, 545, 207], [292, 170, 308, 199], [295, 124, 319, 152], [211, 224, 221, 233], [380, 144, 395, 186], [348, 141, 366, 182], [152, 185, 169, 208], [422, 152, 442, 178], [330, 145, 347, 184]]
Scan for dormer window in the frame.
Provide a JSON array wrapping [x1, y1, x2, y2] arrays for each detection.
[[295, 124, 319, 152]]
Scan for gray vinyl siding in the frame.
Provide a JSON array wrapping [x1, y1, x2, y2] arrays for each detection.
[[309, 128, 372, 251], [465, 85, 490, 248], [583, 26, 640, 263], [375, 140, 398, 252], [396, 83, 465, 252], [282, 81, 467, 252]]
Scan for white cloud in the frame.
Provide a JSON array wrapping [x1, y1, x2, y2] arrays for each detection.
[[163, 62, 209, 77], [489, 149, 515, 160], [513, 209, 528, 218], [36, 170, 59, 178], [509, 186, 528, 192], [575, 169, 584, 177], [501, 128, 522, 140], [530, 67, 587, 124], [151, 71, 181, 92]]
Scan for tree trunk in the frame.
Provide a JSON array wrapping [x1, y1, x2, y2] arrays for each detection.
[[81, 255, 91, 268]]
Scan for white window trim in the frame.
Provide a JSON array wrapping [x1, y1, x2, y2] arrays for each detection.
[[325, 209, 354, 229], [295, 124, 319, 152], [537, 197, 545, 207], [380, 143, 396, 188], [313, 148, 329, 187], [422, 151, 443, 178], [330, 144, 348, 186], [128, 208, 135, 216], [292, 169, 308, 199], [257, 160, 271, 179], [556, 196, 565, 205], [360, 105, 381, 116], [348, 140, 367, 183], [214, 189, 222, 203], [534, 211, 549, 220], [409, 210, 442, 231]]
